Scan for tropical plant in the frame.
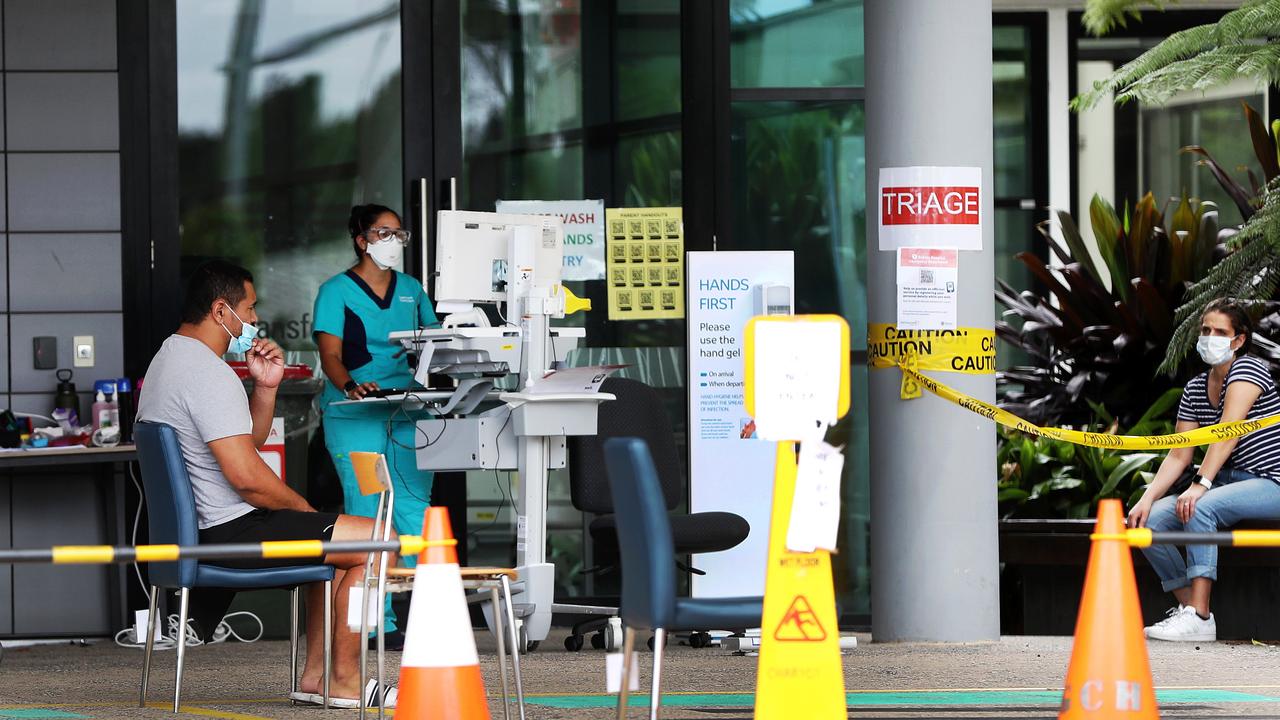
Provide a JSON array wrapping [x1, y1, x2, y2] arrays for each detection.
[[1160, 177, 1280, 372], [997, 192, 1224, 427], [1075, 1, 1280, 110], [997, 389, 1180, 519], [1082, 1, 1177, 36]]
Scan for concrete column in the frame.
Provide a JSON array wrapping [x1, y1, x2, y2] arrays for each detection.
[[865, 0, 999, 642]]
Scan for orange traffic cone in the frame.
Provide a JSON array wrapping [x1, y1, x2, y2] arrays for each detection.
[[1059, 499, 1158, 719], [395, 507, 491, 719]]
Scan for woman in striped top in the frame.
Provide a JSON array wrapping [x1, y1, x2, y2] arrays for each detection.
[[1127, 298, 1280, 642]]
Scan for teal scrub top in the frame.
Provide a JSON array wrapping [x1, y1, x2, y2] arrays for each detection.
[[313, 269, 438, 417]]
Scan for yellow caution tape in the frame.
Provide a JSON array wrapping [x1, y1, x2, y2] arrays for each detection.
[[902, 364, 1280, 449], [52, 546, 115, 564], [868, 324, 996, 374]]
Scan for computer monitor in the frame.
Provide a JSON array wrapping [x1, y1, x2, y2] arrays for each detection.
[[434, 210, 565, 307]]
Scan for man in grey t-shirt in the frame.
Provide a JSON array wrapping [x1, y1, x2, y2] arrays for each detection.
[[137, 261, 389, 707]]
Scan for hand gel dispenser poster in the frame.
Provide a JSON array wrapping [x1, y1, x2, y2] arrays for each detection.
[[687, 250, 794, 598]]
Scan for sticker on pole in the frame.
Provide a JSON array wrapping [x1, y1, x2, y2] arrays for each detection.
[[774, 596, 827, 642], [743, 315, 851, 442], [878, 166, 983, 251]]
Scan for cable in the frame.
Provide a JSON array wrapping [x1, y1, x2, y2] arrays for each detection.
[[468, 410, 514, 541], [124, 463, 265, 650], [114, 610, 264, 650]]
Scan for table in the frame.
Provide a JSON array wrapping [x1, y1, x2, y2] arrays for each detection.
[[0, 444, 137, 637]]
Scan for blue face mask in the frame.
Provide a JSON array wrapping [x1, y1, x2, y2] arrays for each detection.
[[219, 304, 259, 354]]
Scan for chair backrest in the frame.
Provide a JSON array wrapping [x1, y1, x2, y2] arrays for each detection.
[[602, 437, 676, 630], [134, 421, 200, 588], [569, 377, 682, 515]]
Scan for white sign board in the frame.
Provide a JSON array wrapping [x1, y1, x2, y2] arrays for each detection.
[[687, 250, 794, 598], [878, 166, 983, 251], [495, 199, 605, 280], [896, 247, 958, 330], [750, 320, 844, 441]]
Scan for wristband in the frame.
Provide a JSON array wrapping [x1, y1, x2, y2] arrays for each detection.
[[343, 380, 358, 393], [1195, 474, 1213, 491]]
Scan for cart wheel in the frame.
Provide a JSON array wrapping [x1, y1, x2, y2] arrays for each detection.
[[605, 617, 623, 651], [647, 635, 655, 651], [591, 632, 606, 649], [564, 634, 585, 651]]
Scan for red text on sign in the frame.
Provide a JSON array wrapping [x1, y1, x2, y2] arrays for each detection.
[[881, 186, 980, 226]]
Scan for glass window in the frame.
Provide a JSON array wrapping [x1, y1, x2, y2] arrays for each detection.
[[462, 0, 584, 209], [460, 0, 686, 598], [1141, 86, 1266, 228], [993, 26, 1033, 199], [730, 0, 864, 88], [177, 0, 403, 354], [729, 100, 869, 614]]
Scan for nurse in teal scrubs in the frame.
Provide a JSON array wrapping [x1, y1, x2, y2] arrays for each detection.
[[313, 204, 438, 636]]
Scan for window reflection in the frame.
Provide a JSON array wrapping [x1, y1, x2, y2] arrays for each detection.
[[177, 0, 403, 352], [730, 0, 864, 88]]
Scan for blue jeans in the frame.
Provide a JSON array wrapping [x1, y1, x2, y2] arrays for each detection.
[[1141, 468, 1280, 591]]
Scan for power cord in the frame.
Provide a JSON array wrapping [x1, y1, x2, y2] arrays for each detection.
[[113, 610, 264, 650], [124, 463, 266, 650]]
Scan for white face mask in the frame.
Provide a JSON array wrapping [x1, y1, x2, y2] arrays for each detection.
[[366, 240, 403, 270], [1196, 335, 1236, 366]]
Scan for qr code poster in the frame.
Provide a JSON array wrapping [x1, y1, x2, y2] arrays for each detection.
[[606, 207, 685, 320], [895, 247, 958, 330]]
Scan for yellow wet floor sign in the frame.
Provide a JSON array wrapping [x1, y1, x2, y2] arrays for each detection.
[[754, 442, 846, 718], [744, 314, 849, 719]]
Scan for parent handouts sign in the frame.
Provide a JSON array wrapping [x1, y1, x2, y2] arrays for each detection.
[[878, 166, 983, 251]]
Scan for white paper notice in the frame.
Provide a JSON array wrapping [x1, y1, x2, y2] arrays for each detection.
[[878, 166, 983, 251], [786, 440, 844, 553], [529, 364, 626, 394], [896, 247, 958, 330], [750, 320, 843, 441]]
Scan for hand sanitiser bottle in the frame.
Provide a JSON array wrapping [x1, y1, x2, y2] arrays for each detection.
[[91, 389, 109, 432]]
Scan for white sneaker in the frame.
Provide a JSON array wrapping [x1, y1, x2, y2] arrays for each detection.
[[1146, 606, 1216, 642], [1144, 605, 1186, 637]]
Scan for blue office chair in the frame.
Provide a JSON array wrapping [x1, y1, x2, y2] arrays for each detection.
[[602, 437, 764, 720], [134, 421, 336, 712]]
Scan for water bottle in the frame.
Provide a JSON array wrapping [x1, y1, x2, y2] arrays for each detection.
[[53, 369, 81, 428], [115, 377, 134, 443]]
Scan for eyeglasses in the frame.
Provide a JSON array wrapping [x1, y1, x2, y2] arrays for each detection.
[[367, 227, 412, 245]]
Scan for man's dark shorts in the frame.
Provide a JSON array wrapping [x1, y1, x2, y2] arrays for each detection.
[[199, 508, 340, 569]]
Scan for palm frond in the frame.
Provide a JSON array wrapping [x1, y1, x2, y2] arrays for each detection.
[[1117, 43, 1280, 106], [1074, 0, 1280, 111], [1072, 23, 1215, 110], [1159, 176, 1280, 374], [1082, 0, 1172, 37]]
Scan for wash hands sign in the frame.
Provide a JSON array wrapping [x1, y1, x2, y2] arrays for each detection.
[[495, 199, 606, 281]]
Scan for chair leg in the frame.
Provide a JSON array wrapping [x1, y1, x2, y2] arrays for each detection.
[[649, 629, 667, 720], [290, 588, 300, 697], [491, 587, 510, 720], [173, 588, 190, 713], [500, 575, 526, 720], [359, 575, 370, 719], [323, 579, 333, 709], [139, 585, 158, 707], [617, 626, 636, 720]]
